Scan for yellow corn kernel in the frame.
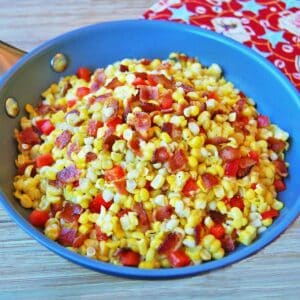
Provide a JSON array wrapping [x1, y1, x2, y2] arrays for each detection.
[[139, 188, 150, 201], [172, 90, 186, 104], [189, 136, 205, 148], [78, 211, 89, 224], [111, 152, 123, 163], [200, 248, 212, 261], [20, 194, 33, 208], [101, 159, 113, 170], [188, 156, 198, 169], [160, 132, 172, 143], [210, 239, 221, 253], [272, 200, 284, 211], [45, 219, 60, 240], [262, 218, 273, 227], [216, 201, 227, 214], [79, 223, 93, 235], [202, 234, 215, 249], [212, 248, 225, 260], [238, 225, 256, 245], [88, 213, 99, 223], [139, 261, 156, 269], [191, 148, 202, 161]]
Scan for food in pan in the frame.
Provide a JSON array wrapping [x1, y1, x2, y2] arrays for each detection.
[[13, 53, 289, 268]]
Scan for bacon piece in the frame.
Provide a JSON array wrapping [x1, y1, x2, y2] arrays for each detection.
[[58, 228, 77, 246], [179, 83, 195, 93], [221, 234, 235, 252], [86, 152, 97, 162], [158, 232, 182, 255], [219, 146, 241, 162], [90, 68, 106, 92], [169, 149, 187, 173], [103, 133, 119, 151], [72, 234, 86, 248], [161, 122, 181, 140], [133, 112, 151, 137], [60, 202, 83, 223], [238, 157, 257, 169], [153, 147, 169, 163], [205, 137, 228, 145], [267, 137, 286, 153], [57, 165, 80, 185], [133, 203, 150, 232], [194, 223, 203, 245], [87, 120, 103, 137], [153, 205, 174, 222], [140, 101, 160, 113], [128, 134, 141, 155], [55, 130, 72, 149], [273, 159, 288, 177], [140, 59, 151, 66], [134, 72, 148, 80], [50, 202, 63, 217], [210, 211, 226, 224], [102, 98, 119, 122], [119, 64, 129, 72], [139, 85, 159, 101], [36, 103, 54, 115], [18, 161, 35, 176], [201, 173, 219, 190], [105, 77, 123, 89], [94, 92, 113, 103], [147, 74, 174, 89], [17, 127, 40, 146], [67, 142, 80, 160], [95, 225, 109, 241]]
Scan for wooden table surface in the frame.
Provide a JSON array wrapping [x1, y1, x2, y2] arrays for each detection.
[[0, 1, 299, 299]]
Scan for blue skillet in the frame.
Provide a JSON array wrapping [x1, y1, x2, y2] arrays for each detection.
[[0, 20, 299, 279]]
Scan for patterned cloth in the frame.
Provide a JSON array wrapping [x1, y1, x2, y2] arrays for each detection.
[[143, 0, 300, 90]]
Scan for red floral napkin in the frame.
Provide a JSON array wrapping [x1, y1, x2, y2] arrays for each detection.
[[143, 0, 300, 90]]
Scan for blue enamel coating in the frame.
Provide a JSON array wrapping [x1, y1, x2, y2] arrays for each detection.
[[0, 20, 299, 279]]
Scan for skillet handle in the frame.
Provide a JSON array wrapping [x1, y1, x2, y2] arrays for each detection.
[[0, 41, 27, 77]]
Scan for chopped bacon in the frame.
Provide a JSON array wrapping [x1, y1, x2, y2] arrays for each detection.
[[162, 122, 181, 140], [236, 166, 253, 178], [238, 157, 257, 169], [205, 137, 228, 145], [17, 127, 40, 146], [18, 161, 35, 175], [118, 249, 141, 267], [179, 83, 195, 93], [128, 134, 141, 155], [67, 142, 80, 160], [85, 152, 97, 162], [58, 228, 77, 246], [50, 202, 63, 217], [89, 194, 112, 212], [201, 173, 219, 190], [194, 223, 203, 245], [160, 90, 174, 112], [90, 68, 105, 92], [230, 195, 245, 211], [87, 120, 103, 137], [139, 85, 159, 101], [103, 133, 119, 151], [158, 232, 182, 255], [36, 103, 54, 115], [102, 98, 119, 122], [104, 165, 126, 182], [140, 101, 160, 113], [169, 149, 187, 173], [60, 202, 83, 223], [72, 234, 87, 248], [55, 130, 72, 149], [134, 72, 148, 80], [106, 117, 122, 132], [219, 146, 241, 162], [133, 112, 151, 137], [95, 225, 109, 241], [147, 74, 174, 89], [221, 234, 235, 252], [210, 211, 226, 224], [94, 93, 113, 102], [153, 205, 174, 222], [133, 203, 150, 231], [267, 137, 286, 153], [105, 77, 122, 89], [117, 208, 132, 218], [224, 160, 240, 177], [274, 179, 286, 192], [273, 159, 288, 177], [257, 115, 270, 128], [261, 209, 279, 220], [57, 165, 80, 185], [153, 147, 169, 163], [140, 59, 151, 66], [119, 64, 129, 72]]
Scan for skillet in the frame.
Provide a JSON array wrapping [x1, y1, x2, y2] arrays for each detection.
[[0, 19, 299, 279]]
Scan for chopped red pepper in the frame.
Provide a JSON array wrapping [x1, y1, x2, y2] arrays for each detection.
[[132, 77, 146, 86], [114, 180, 127, 195], [274, 179, 286, 192], [60, 203, 83, 222], [248, 151, 260, 162], [220, 146, 241, 162], [72, 234, 87, 248], [182, 178, 199, 197], [210, 224, 225, 239], [77, 67, 91, 82], [153, 147, 169, 163], [67, 99, 76, 108], [230, 195, 245, 211], [87, 120, 103, 137], [95, 225, 109, 241], [153, 205, 174, 222], [160, 92, 173, 110], [35, 119, 55, 135], [261, 209, 279, 220], [89, 194, 112, 213], [224, 160, 240, 177], [28, 210, 49, 227], [119, 249, 141, 267], [106, 117, 122, 132], [158, 232, 182, 255], [35, 153, 54, 168], [104, 165, 126, 182], [76, 87, 90, 98], [168, 250, 191, 268]]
